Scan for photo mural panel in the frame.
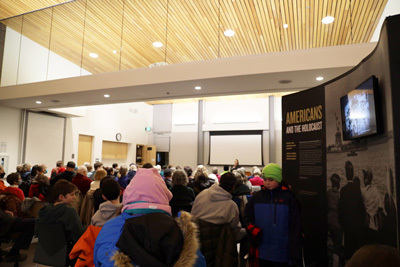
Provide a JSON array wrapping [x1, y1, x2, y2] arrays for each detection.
[[324, 16, 398, 266]]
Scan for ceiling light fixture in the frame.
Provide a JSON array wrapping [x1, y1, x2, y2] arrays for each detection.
[[36, 101, 42, 104], [104, 94, 110, 98], [89, 53, 99, 58], [224, 29, 235, 37], [322, 16, 335, 24], [283, 24, 288, 29], [195, 86, 202, 90], [316, 76, 324, 81], [153, 41, 163, 48], [113, 50, 117, 54]]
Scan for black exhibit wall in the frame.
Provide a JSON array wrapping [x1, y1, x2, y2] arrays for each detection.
[[282, 14, 400, 267]]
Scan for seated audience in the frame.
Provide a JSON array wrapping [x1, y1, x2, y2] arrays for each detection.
[[164, 168, 173, 189], [50, 160, 64, 180], [169, 170, 195, 217], [37, 180, 84, 253], [127, 164, 137, 180], [116, 165, 129, 189], [5, 173, 25, 201], [249, 168, 263, 186], [189, 166, 214, 195], [0, 165, 7, 191], [72, 165, 92, 195], [91, 177, 122, 227], [184, 166, 193, 183], [112, 163, 119, 177], [90, 161, 104, 180], [90, 169, 107, 191], [20, 163, 32, 182], [84, 162, 94, 177], [94, 166, 205, 267], [104, 166, 115, 177], [0, 209, 35, 263], [346, 244, 400, 267], [29, 167, 50, 202], [50, 161, 76, 185]]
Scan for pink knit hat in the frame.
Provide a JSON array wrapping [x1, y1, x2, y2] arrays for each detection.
[[122, 168, 172, 215]]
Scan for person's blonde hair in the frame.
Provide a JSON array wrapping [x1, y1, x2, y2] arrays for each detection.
[[94, 169, 107, 181]]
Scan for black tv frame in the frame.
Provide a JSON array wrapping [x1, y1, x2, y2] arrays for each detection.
[[340, 75, 382, 140]]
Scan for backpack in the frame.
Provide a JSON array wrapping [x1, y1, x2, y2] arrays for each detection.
[[0, 192, 23, 217]]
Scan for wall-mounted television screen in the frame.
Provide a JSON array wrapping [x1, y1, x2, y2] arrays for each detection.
[[340, 76, 380, 140]]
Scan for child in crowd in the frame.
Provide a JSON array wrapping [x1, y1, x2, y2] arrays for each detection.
[[91, 177, 122, 227], [36, 180, 84, 253], [94, 167, 206, 267], [5, 173, 25, 201], [244, 163, 301, 266]]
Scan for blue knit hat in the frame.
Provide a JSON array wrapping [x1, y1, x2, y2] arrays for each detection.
[[262, 163, 282, 183]]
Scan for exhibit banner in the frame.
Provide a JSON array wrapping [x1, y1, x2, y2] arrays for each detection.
[[282, 86, 327, 266]]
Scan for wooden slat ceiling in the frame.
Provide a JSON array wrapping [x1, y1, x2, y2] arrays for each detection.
[[0, 0, 73, 20], [0, 0, 387, 75]]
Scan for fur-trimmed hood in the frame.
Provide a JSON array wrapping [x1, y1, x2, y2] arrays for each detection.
[[112, 211, 199, 267]]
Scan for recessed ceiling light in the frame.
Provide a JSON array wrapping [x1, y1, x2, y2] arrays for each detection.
[[195, 86, 202, 90], [113, 50, 117, 54], [279, 79, 292, 84], [224, 29, 235, 37], [104, 94, 110, 98], [322, 16, 335, 24], [316, 76, 324, 81], [36, 101, 42, 104], [153, 42, 163, 48], [89, 53, 99, 58], [283, 24, 288, 29]]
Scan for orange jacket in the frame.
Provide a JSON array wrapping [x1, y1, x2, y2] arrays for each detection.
[[69, 225, 102, 267]]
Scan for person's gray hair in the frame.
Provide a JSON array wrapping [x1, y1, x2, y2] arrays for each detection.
[[130, 164, 137, 171], [77, 165, 88, 175], [253, 168, 261, 176], [172, 170, 188, 186]]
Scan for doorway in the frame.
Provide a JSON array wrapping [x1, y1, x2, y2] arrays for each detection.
[[78, 135, 93, 165], [156, 152, 169, 167]]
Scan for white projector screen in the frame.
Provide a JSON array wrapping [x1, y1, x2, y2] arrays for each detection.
[[24, 112, 65, 170], [209, 131, 263, 166]]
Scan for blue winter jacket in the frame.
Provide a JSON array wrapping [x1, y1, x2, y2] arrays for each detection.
[[94, 212, 206, 267], [244, 185, 301, 263]]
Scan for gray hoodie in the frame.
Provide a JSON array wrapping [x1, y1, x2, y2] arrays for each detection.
[[91, 201, 122, 227], [191, 183, 246, 241]]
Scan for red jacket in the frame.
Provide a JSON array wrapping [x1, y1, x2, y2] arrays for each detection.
[[69, 225, 102, 267]]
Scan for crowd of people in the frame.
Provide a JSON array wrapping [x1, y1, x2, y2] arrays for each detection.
[[0, 159, 399, 266]]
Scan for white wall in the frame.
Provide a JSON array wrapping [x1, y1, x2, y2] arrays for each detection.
[[203, 98, 269, 131], [0, 105, 21, 174], [1, 27, 91, 87], [165, 97, 281, 173], [64, 102, 153, 167]]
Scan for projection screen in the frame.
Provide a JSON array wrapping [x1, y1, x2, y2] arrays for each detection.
[[209, 131, 263, 166]]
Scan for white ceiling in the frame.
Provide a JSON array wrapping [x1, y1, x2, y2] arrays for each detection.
[[0, 42, 376, 110]]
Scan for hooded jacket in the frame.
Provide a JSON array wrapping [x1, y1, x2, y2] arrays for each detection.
[[112, 211, 200, 267], [191, 183, 246, 241], [91, 201, 122, 227], [94, 168, 205, 267], [37, 203, 84, 244], [243, 185, 301, 264]]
